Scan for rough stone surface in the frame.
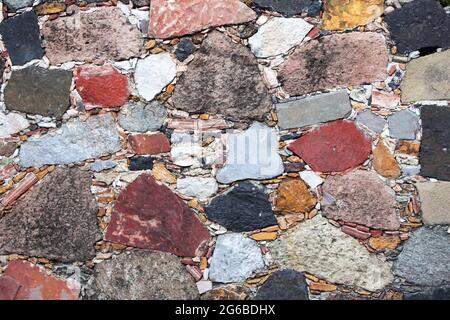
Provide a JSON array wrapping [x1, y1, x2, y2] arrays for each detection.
[[90, 160, 117, 173], [0, 141, 17, 157], [373, 140, 401, 178], [129, 156, 154, 171], [321, 170, 400, 230], [134, 53, 177, 101], [118, 101, 167, 132], [388, 109, 420, 140], [254, 270, 309, 300], [205, 182, 277, 232], [175, 38, 195, 62], [172, 31, 272, 121], [385, 0, 450, 54], [356, 110, 386, 134], [0, 260, 80, 300], [176, 177, 218, 201], [248, 17, 313, 58], [19, 114, 122, 168], [3, 0, 34, 11], [415, 182, 450, 225], [104, 173, 210, 257], [254, 0, 321, 16], [0, 11, 44, 65], [322, 0, 384, 30], [274, 179, 317, 214], [148, 0, 257, 39], [128, 133, 171, 155], [269, 215, 394, 291], [289, 120, 372, 173], [92, 250, 198, 300], [0, 168, 101, 262], [394, 226, 450, 299], [42, 7, 144, 65], [0, 112, 29, 138], [209, 233, 265, 283], [401, 50, 450, 103], [5, 66, 72, 119], [75, 65, 129, 109], [278, 32, 388, 95], [419, 106, 450, 181], [276, 90, 351, 130], [216, 122, 284, 183]]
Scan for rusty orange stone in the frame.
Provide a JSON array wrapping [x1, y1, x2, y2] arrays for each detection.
[[274, 179, 317, 214], [368, 236, 401, 251], [322, 0, 384, 30], [396, 140, 420, 156], [373, 140, 401, 178], [0, 260, 79, 300], [309, 282, 337, 292]]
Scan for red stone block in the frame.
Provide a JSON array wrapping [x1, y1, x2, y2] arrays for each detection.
[[341, 225, 371, 240], [128, 133, 171, 155], [104, 173, 211, 257], [0, 260, 79, 300], [75, 64, 129, 110], [289, 120, 371, 173]]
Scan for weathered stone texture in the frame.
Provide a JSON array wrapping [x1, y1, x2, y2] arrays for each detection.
[[419, 106, 450, 181], [278, 32, 388, 95], [415, 182, 450, 225], [254, 270, 309, 300], [104, 173, 210, 257], [269, 215, 394, 291], [0, 168, 101, 262], [385, 0, 450, 54], [5, 66, 72, 119], [92, 251, 198, 300], [216, 122, 284, 183], [118, 101, 167, 133], [321, 170, 400, 230], [209, 233, 265, 283], [373, 140, 401, 178], [388, 109, 420, 140], [394, 226, 450, 299], [289, 120, 372, 173], [42, 7, 144, 64], [0, 260, 80, 300], [19, 114, 122, 168], [276, 90, 351, 130], [248, 17, 313, 58], [205, 182, 277, 232], [254, 0, 321, 16], [148, 0, 256, 39], [172, 31, 272, 121], [0, 11, 44, 65], [274, 179, 317, 214], [322, 0, 384, 30], [401, 50, 450, 103]]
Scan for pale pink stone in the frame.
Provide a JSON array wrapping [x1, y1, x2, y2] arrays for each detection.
[[166, 118, 230, 131], [148, 0, 257, 39], [371, 89, 401, 108]]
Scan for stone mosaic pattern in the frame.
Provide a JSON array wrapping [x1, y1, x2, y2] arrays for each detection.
[[0, 0, 449, 301]]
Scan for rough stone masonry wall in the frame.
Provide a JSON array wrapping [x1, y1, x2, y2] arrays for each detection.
[[0, 0, 449, 300]]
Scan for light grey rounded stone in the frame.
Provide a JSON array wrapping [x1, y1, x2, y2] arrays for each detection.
[[415, 181, 450, 225], [118, 101, 167, 132], [388, 109, 419, 140], [19, 113, 122, 168], [356, 110, 386, 134], [176, 177, 218, 201], [209, 233, 265, 283]]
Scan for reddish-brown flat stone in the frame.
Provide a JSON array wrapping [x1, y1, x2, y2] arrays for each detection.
[[104, 173, 210, 257], [288, 120, 371, 173], [128, 133, 170, 155], [148, 0, 257, 39], [0, 260, 79, 300], [75, 64, 129, 110], [278, 32, 388, 95], [322, 170, 400, 230]]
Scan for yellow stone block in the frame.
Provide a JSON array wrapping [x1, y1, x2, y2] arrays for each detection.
[[322, 0, 384, 30]]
